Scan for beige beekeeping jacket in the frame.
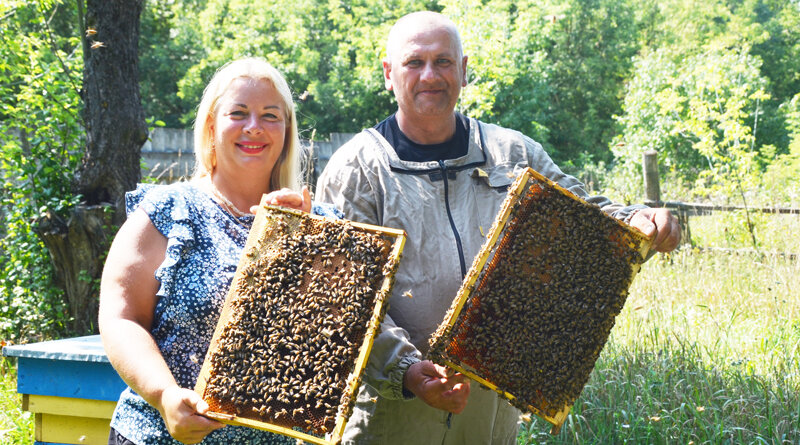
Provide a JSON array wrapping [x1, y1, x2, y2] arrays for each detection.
[[316, 118, 645, 445]]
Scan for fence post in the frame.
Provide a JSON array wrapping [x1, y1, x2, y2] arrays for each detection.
[[642, 150, 691, 245], [642, 150, 660, 206]]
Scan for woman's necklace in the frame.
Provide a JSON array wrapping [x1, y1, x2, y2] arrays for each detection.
[[206, 177, 254, 218]]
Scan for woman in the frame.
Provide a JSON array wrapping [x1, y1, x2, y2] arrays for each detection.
[[99, 57, 336, 444]]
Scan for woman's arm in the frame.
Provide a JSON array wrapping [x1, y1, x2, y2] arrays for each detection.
[[98, 208, 224, 444]]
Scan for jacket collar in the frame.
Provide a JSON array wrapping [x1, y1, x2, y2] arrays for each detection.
[[366, 117, 487, 175]]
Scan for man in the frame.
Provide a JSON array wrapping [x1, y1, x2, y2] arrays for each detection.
[[316, 11, 680, 445]]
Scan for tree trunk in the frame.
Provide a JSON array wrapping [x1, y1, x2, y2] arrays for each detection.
[[35, 206, 115, 334], [35, 0, 147, 335], [77, 0, 148, 213]]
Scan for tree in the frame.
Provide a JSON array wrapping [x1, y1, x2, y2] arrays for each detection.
[[611, 43, 770, 204], [27, 0, 147, 336]]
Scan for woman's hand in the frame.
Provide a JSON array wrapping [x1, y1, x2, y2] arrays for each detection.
[[158, 385, 226, 444], [259, 185, 312, 213]]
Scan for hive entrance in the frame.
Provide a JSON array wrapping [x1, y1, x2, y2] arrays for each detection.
[[195, 201, 405, 444], [428, 168, 651, 433]]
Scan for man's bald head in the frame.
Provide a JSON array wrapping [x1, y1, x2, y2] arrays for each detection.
[[381, 11, 468, 143], [385, 11, 463, 63]]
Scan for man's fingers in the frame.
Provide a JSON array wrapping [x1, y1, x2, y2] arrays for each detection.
[[631, 211, 656, 237]]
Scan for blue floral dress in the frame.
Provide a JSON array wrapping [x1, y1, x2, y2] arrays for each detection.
[[109, 182, 341, 444]]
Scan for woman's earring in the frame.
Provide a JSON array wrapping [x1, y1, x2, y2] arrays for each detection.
[[211, 142, 217, 170]]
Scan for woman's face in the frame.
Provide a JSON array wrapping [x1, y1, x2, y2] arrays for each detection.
[[211, 77, 286, 185]]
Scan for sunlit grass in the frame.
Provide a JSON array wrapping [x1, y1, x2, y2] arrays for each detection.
[[519, 214, 800, 444], [0, 358, 33, 445], [686, 212, 800, 253]]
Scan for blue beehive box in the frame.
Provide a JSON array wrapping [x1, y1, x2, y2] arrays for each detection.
[[3, 335, 126, 445]]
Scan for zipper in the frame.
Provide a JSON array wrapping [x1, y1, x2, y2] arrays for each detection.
[[439, 160, 467, 277]]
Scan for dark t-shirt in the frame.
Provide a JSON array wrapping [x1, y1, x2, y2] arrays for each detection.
[[374, 113, 470, 162]]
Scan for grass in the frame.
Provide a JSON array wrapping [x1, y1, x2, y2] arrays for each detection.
[[687, 211, 800, 253], [518, 213, 800, 444], [1, 213, 797, 445], [0, 358, 33, 445]]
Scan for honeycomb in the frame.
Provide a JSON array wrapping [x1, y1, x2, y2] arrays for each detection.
[[195, 198, 405, 445], [427, 167, 651, 433]]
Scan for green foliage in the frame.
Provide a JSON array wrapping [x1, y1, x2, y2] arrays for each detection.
[[611, 45, 770, 202], [443, 0, 640, 165], [142, 0, 799, 194], [534, 0, 641, 165], [0, 0, 82, 342], [138, 0, 205, 128], [442, 0, 553, 146], [0, 359, 33, 445], [761, 93, 800, 205], [171, 0, 435, 135], [610, 0, 800, 205]]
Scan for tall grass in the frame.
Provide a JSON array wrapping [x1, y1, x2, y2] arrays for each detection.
[[0, 358, 33, 445], [519, 214, 800, 444]]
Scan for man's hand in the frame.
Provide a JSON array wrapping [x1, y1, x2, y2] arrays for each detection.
[[158, 385, 225, 444], [630, 207, 681, 253], [403, 360, 470, 414]]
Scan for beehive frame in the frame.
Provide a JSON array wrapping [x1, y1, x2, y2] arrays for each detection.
[[428, 167, 652, 434], [195, 197, 406, 445]]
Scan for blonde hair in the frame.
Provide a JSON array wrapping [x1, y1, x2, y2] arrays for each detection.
[[192, 57, 301, 191]]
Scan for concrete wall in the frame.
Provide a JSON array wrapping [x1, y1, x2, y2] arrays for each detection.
[[141, 128, 355, 184]]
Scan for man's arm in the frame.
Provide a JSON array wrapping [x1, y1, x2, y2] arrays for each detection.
[[316, 141, 470, 412], [523, 136, 680, 254], [316, 144, 420, 399]]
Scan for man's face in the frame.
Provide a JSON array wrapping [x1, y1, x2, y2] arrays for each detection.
[[383, 25, 467, 122]]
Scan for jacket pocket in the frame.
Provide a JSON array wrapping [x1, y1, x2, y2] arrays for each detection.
[[468, 163, 520, 239], [470, 164, 517, 190]]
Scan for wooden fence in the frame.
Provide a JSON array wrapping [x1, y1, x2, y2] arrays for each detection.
[[641, 150, 799, 257]]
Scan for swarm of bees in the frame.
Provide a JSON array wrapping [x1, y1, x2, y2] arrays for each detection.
[[195, 204, 404, 442], [428, 168, 651, 431]]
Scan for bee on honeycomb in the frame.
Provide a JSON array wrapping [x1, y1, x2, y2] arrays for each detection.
[[429, 170, 649, 427], [196, 207, 403, 439]]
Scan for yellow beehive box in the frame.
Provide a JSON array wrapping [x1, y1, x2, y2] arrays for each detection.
[[428, 167, 652, 433], [195, 197, 406, 445]]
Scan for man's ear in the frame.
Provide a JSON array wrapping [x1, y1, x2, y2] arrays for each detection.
[[461, 55, 469, 87], [382, 59, 393, 91]]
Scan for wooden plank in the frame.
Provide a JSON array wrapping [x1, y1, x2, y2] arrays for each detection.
[[37, 412, 111, 445], [24, 394, 116, 419]]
